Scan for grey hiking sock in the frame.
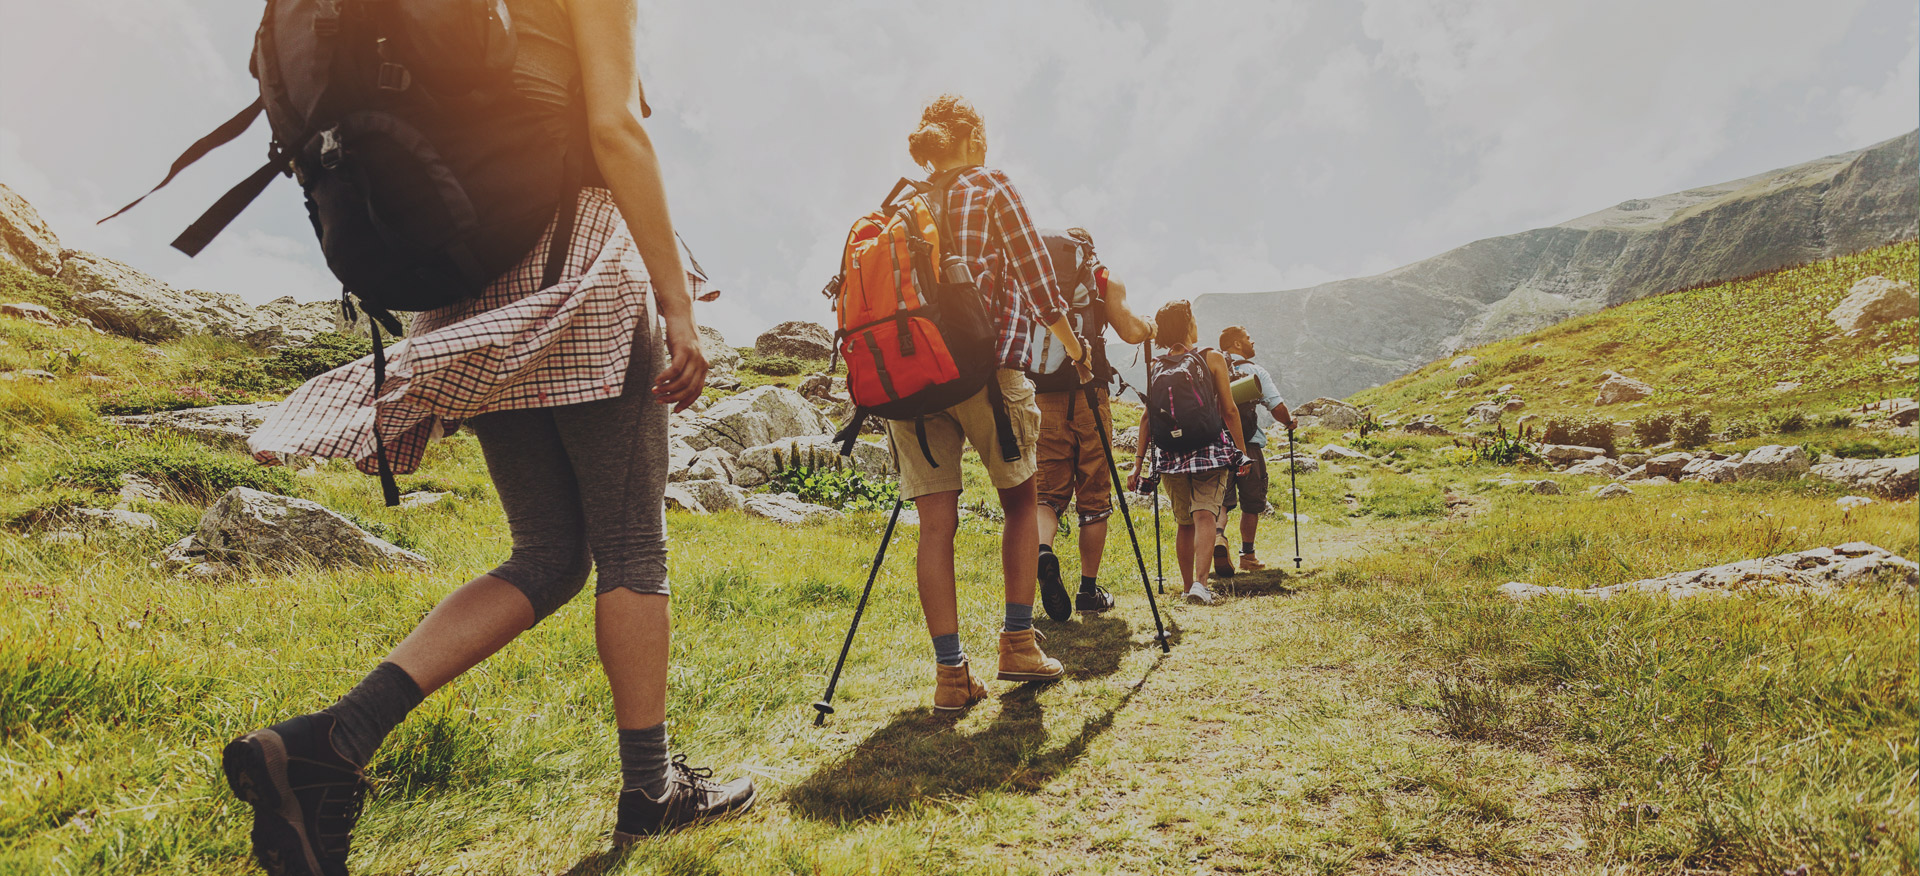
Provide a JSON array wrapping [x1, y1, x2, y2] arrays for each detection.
[[1003, 602, 1034, 633], [618, 723, 671, 798], [932, 633, 965, 667], [321, 661, 424, 767]]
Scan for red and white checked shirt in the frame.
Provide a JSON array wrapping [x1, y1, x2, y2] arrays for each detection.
[[940, 166, 1068, 370], [249, 188, 699, 475]]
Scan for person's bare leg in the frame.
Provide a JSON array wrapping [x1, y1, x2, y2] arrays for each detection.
[[1036, 503, 1061, 551], [385, 574, 536, 695], [1241, 507, 1259, 547], [1077, 519, 1108, 579], [1175, 523, 1197, 588], [998, 478, 1039, 607], [595, 589, 670, 728], [915, 490, 962, 638], [1191, 510, 1218, 587]]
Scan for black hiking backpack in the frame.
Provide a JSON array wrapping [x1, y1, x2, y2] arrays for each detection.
[[1146, 347, 1226, 454], [1025, 227, 1107, 394], [104, 0, 602, 505]]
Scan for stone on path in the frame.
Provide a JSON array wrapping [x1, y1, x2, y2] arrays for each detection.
[[108, 403, 281, 453], [1500, 542, 1918, 601], [743, 493, 843, 525]]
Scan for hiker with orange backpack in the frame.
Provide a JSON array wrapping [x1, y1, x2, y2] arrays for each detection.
[[1127, 301, 1250, 606], [1027, 230, 1154, 621], [828, 94, 1087, 712]]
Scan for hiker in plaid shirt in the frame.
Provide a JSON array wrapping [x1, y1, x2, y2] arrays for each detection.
[[226, 2, 754, 868], [889, 94, 1093, 713]]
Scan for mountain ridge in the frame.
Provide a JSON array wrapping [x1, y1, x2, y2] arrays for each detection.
[[1194, 130, 1919, 402]]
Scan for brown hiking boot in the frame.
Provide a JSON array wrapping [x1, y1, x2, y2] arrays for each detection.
[[1212, 542, 1236, 578], [1239, 552, 1267, 572], [932, 659, 989, 712], [996, 629, 1065, 682]]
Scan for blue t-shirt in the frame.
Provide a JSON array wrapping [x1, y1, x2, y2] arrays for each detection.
[[1227, 354, 1286, 448]]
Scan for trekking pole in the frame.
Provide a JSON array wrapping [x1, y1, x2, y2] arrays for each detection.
[[813, 498, 905, 725], [1086, 384, 1171, 652], [1287, 427, 1302, 570], [1152, 483, 1164, 594]]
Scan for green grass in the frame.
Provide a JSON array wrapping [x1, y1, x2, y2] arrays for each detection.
[[1353, 242, 1919, 441]]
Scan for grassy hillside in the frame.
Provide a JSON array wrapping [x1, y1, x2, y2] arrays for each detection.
[[0, 252, 1914, 875], [1350, 241, 1917, 439]]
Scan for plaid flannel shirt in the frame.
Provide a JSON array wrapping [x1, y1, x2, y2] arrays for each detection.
[[940, 166, 1067, 370], [249, 188, 697, 475], [1141, 347, 1247, 483]]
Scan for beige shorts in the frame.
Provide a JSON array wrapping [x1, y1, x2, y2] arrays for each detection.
[[884, 369, 1041, 501], [1163, 469, 1230, 526]]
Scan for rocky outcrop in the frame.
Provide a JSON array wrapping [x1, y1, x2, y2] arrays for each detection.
[[1, 302, 63, 326], [1564, 457, 1628, 478], [754, 321, 833, 360], [744, 493, 843, 525], [108, 403, 280, 453], [188, 487, 429, 570], [670, 448, 740, 485], [60, 251, 255, 343], [1294, 397, 1365, 430], [680, 479, 747, 513], [1194, 131, 1919, 401], [249, 297, 338, 349], [681, 386, 834, 456], [1542, 444, 1607, 464], [1318, 444, 1367, 461], [735, 436, 892, 488], [1500, 542, 1918, 601], [663, 484, 706, 514], [0, 184, 62, 275], [1810, 457, 1918, 500], [700, 324, 742, 389], [1827, 276, 1917, 334], [1594, 371, 1653, 405]]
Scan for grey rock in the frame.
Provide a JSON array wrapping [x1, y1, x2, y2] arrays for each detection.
[[118, 473, 166, 505], [248, 297, 339, 350], [1, 301, 61, 326], [1860, 397, 1918, 428], [108, 403, 280, 453], [1594, 483, 1634, 499], [1318, 444, 1368, 461], [671, 448, 740, 485], [699, 324, 742, 389], [396, 491, 451, 510], [1294, 398, 1365, 430], [663, 484, 707, 514], [1827, 275, 1918, 334], [1680, 455, 1743, 484], [0, 184, 62, 275], [1454, 373, 1479, 387], [1500, 542, 1917, 601], [753, 320, 834, 360], [1402, 414, 1452, 436], [1449, 355, 1479, 370], [1772, 381, 1802, 393], [61, 251, 255, 343], [1643, 452, 1696, 479], [1565, 457, 1628, 478], [1594, 371, 1654, 405], [679, 479, 747, 513], [71, 506, 160, 532], [743, 493, 843, 525], [681, 386, 834, 456], [8, 369, 56, 382], [1619, 453, 1650, 469], [1542, 444, 1608, 464], [1728, 444, 1811, 480], [1530, 479, 1563, 495], [1465, 401, 1504, 424], [1810, 456, 1918, 500], [194, 487, 429, 570], [1273, 452, 1321, 474], [1113, 426, 1139, 453], [735, 435, 892, 488], [797, 372, 846, 403], [1194, 131, 1919, 402]]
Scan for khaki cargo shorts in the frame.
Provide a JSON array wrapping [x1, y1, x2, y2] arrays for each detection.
[[884, 369, 1041, 501], [1163, 468, 1230, 526], [1035, 388, 1114, 525], [1223, 444, 1270, 514]]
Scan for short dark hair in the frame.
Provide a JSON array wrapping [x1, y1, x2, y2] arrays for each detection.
[[1220, 325, 1250, 348]]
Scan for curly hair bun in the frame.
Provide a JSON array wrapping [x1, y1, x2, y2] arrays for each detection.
[[1154, 300, 1196, 349], [908, 93, 984, 167]]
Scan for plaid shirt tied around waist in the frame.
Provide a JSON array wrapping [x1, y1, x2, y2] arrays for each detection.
[[940, 166, 1067, 371], [248, 187, 700, 475]]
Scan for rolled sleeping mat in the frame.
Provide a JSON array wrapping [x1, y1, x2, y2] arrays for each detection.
[[1230, 374, 1262, 405]]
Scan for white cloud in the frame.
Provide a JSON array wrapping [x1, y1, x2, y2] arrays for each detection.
[[1837, 11, 1920, 145]]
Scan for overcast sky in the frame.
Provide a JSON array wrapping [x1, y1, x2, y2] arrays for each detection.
[[2, 0, 1914, 346]]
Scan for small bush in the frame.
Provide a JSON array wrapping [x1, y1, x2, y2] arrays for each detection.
[[1829, 440, 1900, 460], [742, 353, 810, 377], [1767, 410, 1808, 434], [55, 437, 295, 502], [1671, 410, 1712, 448], [264, 333, 383, 381], [770, 465, 898, 512], [1496, 353, 1546, 375], [1632, 411, 1676, 445], [1538, 415, 1615, 454], [1721, 415, 1764, 441], [1821, 412, 1856, 429], [183, 357, 295, 397]]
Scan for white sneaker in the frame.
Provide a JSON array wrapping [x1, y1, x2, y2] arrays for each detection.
[[1185, 585, 1217, 605]]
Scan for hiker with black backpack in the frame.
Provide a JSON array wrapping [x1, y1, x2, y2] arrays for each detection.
[[1215, 325, 1296, 575], [1126, 301, 1250, 606], [827, 94, 1086, 713], [1028, 231, 1153, 622], [107, 0, 759, 870]]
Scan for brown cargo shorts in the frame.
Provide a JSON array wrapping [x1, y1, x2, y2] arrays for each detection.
[[1223, 444, 1270, 514], [1035, 388, 1114, 525]]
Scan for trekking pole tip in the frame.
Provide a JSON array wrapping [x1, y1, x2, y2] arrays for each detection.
[[811, 701, 834, 725]]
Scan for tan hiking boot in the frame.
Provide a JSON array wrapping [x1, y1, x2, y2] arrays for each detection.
[[933, 659, 988, 712], [996, 629, 1065, 682], [1239, 551, 1267, 572], [1212, 541, 1236, 578]]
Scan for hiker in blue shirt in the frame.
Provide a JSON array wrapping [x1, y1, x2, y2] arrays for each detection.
[[1215, 326, 1295, 575]]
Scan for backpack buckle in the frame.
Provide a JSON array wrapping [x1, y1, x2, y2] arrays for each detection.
[[312, 1, 340, 36], [319, 128, 344, 170], [377, 62, 413, 92]]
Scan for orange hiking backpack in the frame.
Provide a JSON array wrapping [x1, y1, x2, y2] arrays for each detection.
[[826, 171, 1014, 465]]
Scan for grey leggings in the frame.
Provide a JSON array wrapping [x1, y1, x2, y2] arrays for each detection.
[[466, 334, 669, 622]]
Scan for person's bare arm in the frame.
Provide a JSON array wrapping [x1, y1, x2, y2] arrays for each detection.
[[565, 0, 706, 410], [1271, 401, 1295, 431], [1128, 407, 1153, 491], [1103, 275, 1153, 345], [1206, 350, 1247, 458]]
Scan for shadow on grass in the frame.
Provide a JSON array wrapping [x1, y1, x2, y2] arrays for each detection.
[[1219, 567, 1319, 598], [784, 648, 1167, 822]]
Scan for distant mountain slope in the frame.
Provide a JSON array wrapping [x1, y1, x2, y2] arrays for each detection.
[[1194, 130, 1918, 402]]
